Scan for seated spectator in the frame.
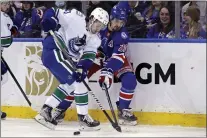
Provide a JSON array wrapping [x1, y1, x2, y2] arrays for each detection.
[[181, 1, 206, 31], [182, 6, 206, 39], [142, 1, 164, 28], [146, 6, 175, 38], [14, 1, 42, 38], [7, 2, 21, 21], [87, 1, 112, 17], [134, 1, 151, 14]]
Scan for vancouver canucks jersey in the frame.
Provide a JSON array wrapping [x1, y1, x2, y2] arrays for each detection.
[[1, 12, 14, 47], [42, 8, 101, 60]]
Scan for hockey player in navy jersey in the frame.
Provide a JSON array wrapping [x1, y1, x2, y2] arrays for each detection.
[[56, 6, 138, 126], [98, 6, 137, 126], [34, 2, 109, 130]]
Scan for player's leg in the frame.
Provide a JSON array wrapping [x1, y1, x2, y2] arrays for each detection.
[[73, 79, 100, 131], [1, 60, 7, 119], [53, 91, 74, 123], [116, 72, 138, 126], [54, 62, 101, 123], [35, 36, 75, 129]]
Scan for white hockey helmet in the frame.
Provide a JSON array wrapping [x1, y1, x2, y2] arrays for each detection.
[[88, 7, 109, 34], [90, 7, 109, 26], [1, 1, 10, 12]]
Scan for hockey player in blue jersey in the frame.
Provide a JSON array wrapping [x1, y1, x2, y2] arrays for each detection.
[[98, 6, 138, 126], [56, 6, 138, 126], [34, 2, 109, 130]]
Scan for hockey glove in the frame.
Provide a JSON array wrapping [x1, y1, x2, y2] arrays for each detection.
[[99, 68, 113, 90], [72, 65, 87, 83], [96, 47, 105, 60]]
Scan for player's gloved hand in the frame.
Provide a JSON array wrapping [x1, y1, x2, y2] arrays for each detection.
[[96, 47, 105, 60], [42, 17, 58, 32], [99, 68, 113, 90], [72, 65, 87, 83]]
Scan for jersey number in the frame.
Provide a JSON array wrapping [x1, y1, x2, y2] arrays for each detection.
[[64, 10, 84, 17], [118, 44, 127, 53]]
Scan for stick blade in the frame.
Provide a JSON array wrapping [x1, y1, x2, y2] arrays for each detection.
[[115, 125, 122, 132]]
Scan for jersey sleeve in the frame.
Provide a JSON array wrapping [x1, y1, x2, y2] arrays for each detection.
[[1, 13, 14, 47], [41, 7, 59, 33], [77, 35, 101, 70], [105, 29, 129, 72]]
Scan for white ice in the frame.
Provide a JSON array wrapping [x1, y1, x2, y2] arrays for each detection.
[[1, 118, 206, 137]]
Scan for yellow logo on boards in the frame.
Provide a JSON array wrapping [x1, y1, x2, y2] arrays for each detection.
[[25, 46, 59, 96]]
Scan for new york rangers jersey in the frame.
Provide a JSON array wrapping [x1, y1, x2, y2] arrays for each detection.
[[99, 27, 129, 72]]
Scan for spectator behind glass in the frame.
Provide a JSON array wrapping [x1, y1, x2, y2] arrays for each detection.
[[86, 1, 112, 17], [184, 6, 206, 39], [147, 6, 175, 39], [181, 1, 206, 31], [14, 1, 42, 38], [142, 1, 164, 28], [7, 2, 20, 21]]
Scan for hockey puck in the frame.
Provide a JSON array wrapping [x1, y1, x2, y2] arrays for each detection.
[[73, 131, 80, 135]]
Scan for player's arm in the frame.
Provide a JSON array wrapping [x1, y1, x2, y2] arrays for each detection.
[[99, 31, 129, 90], [105, 31, 129, 73], [41, 7, 59, 33], [1, 15, 17, 48], [72, 36, 101, 82], [78, 37, 101, 71]]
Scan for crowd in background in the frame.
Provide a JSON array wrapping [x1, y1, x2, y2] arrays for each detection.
[[5, 1, 207, 39]]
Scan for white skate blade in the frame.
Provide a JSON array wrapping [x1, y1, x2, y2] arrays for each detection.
[[34, 114, 56, 130], [119, 119, 137, 126]]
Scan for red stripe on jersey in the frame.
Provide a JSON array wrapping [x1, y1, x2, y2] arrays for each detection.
[[112, 54, 126, 63], [66, 95, 74, 100], [119, 91, 133, 100]]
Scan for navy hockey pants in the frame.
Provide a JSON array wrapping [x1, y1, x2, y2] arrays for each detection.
[[41, 36, 75, 85]]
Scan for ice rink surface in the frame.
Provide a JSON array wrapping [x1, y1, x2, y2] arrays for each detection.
[[1, 118, 206, 137]]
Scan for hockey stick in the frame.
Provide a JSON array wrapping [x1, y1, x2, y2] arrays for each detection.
[[49, 30, 121, 132], [100, 59, 120, 131], [1, 57, 32, 106], [104, 84, 121, 131]]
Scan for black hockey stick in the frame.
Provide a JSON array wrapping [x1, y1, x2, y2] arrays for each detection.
[[104, 84, 121, 132], [100, 58, 121, 131], [49, 30, 121, 132], [1, 57, 32, 106]]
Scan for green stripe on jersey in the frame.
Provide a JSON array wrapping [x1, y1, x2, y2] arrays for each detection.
[[55, 34, 67, 50], [53, 87, 67, 100], [1, 36, 12, 47], [81, 52, 96, 61]]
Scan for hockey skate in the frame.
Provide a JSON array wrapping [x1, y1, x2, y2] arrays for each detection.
[[1, 111, 7, 120], [52, 106, 66, 123], [116, 102, 137, 126], [34, 104, 58, 130], [78, 114, 101, 131]]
